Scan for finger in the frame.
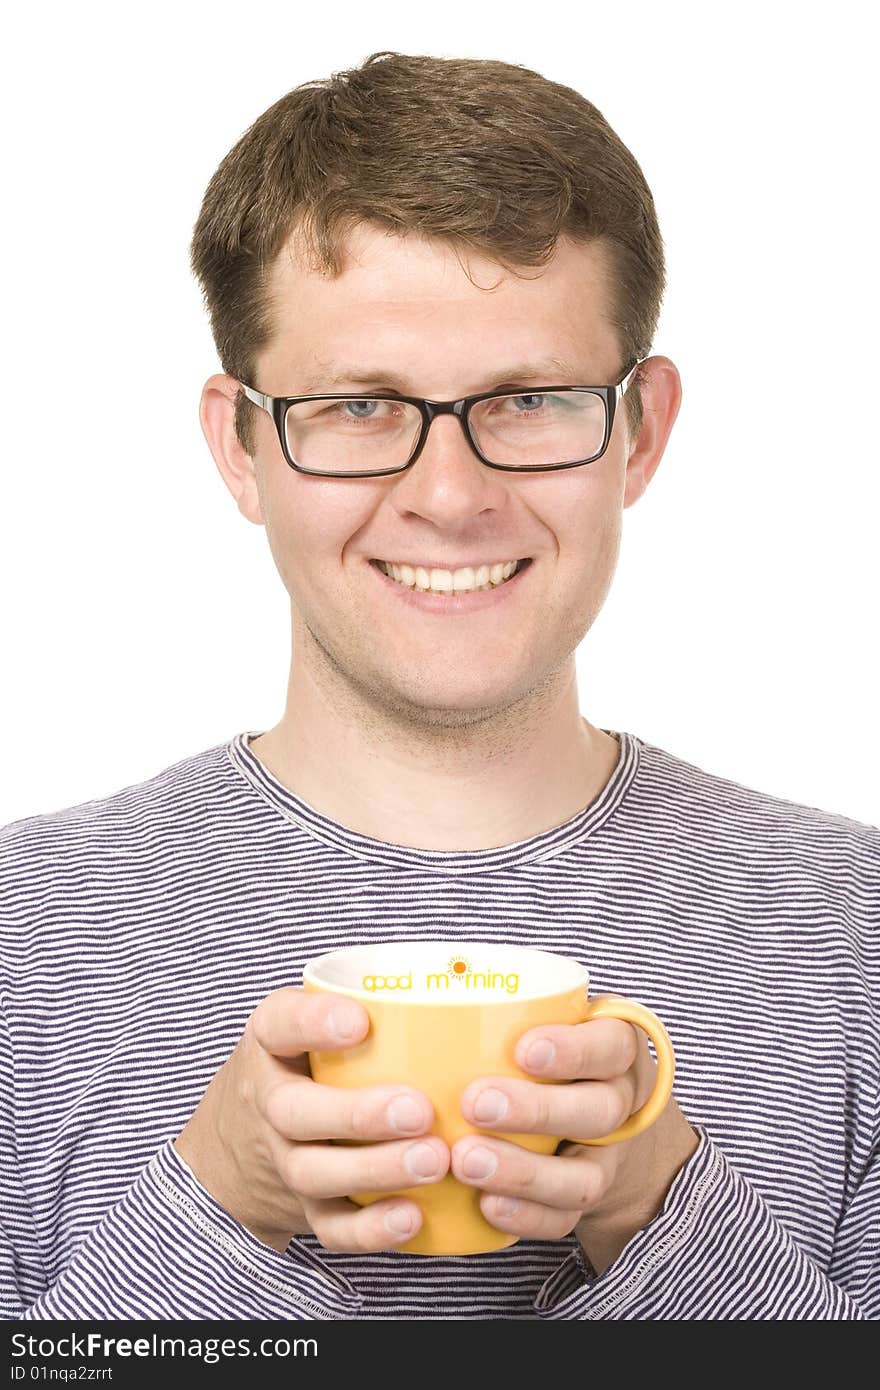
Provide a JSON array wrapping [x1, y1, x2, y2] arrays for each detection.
[[281, 1134, 450, 1200], [451, 1134, 617, 1216], [302, 1194, 426, 1253], [460, 1073, 638, 1141], [260, 1077, 436, 1142], [479, 1192, 582, 1242], [514, 1015, 640, 1081], [248, 986, 369, 1058]]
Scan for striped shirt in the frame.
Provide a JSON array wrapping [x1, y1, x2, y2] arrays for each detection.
[[1, 727, 877, 1321]]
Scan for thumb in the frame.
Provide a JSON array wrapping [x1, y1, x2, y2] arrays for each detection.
[[248, 985, 369, 1058]]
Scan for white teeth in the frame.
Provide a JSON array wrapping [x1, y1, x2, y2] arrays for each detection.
[[430, 568, 453, 593], [378, 559, 523, 594]]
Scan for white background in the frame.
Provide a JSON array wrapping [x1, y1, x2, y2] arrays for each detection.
[[1, 0, 877, 828]]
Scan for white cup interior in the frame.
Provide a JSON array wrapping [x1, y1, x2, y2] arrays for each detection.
[[303, 941, 589, 1003]]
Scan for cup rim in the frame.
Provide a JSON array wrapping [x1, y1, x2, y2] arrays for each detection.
[[303, 940, 590, 1004]]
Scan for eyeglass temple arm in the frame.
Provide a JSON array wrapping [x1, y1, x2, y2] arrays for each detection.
[[616, 358, 644, 399], [239, 383, 272, 411]]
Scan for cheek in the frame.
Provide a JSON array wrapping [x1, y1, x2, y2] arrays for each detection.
[[555, 476, 623, 585], [261, 476, 375, 589], [587, 512, 622, 585]]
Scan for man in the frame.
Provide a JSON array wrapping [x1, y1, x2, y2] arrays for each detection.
[[1, 51, 877, 1321]]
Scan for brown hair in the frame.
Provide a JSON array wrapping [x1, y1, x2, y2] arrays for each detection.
[[190, 51, 665, 455]]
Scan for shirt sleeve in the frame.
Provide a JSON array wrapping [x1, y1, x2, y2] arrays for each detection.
[[2, 1141, 365, 1321], [532, 1125, 876, 1320], [1, 1002, 363, 1321]]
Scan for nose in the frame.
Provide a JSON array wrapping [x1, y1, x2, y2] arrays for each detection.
[[389, 409, 510, 525]]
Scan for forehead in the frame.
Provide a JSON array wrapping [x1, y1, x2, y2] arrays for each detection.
[[262, 223, 619, 383]]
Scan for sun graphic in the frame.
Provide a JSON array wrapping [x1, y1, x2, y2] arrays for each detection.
[[448, 954, 472, 980]]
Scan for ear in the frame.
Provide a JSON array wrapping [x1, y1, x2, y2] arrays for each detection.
[[621, 356, 682, 509], [198, 374, 266, 526]]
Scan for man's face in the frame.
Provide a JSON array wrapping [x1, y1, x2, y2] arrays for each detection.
[[243, 224, 642, 728]]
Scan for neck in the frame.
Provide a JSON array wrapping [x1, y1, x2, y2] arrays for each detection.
[[248, 622, 620, 853]]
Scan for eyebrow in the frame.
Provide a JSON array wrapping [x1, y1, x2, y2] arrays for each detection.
[[294, 357, 585, 393]]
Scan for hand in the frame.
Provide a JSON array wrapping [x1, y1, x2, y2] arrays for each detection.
[[174, 987, 450, 1254], [449, 998, 699, 1275]]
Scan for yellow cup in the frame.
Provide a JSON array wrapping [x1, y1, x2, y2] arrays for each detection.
[[304, 941, 674, 1256]]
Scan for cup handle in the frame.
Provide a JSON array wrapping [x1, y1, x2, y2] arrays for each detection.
[[573, 996, 675, 1147]]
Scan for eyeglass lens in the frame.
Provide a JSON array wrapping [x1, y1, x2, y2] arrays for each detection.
[[283, 391, 608, 474]]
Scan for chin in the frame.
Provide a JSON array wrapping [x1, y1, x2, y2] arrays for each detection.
[[388, 704, 511, 732], [370, 675, 537, 729]]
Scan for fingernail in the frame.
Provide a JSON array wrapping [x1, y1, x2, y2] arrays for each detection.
[[326, 1004, 363, 1043], [525, 1038, 556, 1071], [462, 1146, 497, 1180], [474, 1088, 508, 1124], [495, 1197, 519, 1217], [387, 1095, 426, 1133], [405, 1142, 442, 1180], [384, 1206, 417, 1237]]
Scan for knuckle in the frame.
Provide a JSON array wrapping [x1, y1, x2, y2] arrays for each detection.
[[612, 1083, 633, 1129], [278, 1143, 300, 1189], [237, 1069, 257, 1110], [534, 1087, 553, 1133], [517, 1153, 541, 1196], [348, 1099, 377, 1142], [250, 987, 309, 1054], [362, 1142, 394, 1191], [311, 1219, 348, 1254], [262, 1081, 291, 1133], [280, 1144, 308, 1198], [575, 1163, 604, 1210], [624, 1023, 641, 1068], [555, 1209, 582, 1237], [320, 1209, 381, 1255], [575, 1038, 594, 1077], [344, 1216, 380, 1255], [599, 1085, 629, 1135], [248, 998, 281, 1050], [243, 1008, 262, 1048], [285, 1149, 323, 1199]]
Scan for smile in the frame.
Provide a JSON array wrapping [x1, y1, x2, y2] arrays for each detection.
[[370, 558, 529, 594]]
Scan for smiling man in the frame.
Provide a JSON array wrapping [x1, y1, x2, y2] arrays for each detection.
[[208, 224, 661, 850], [1, 51, 877, 1322]]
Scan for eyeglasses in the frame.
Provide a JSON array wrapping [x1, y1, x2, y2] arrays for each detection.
[[237, 358, 642, 478]]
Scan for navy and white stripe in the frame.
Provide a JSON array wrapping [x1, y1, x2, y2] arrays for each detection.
[[1, 728, 877, 1320]]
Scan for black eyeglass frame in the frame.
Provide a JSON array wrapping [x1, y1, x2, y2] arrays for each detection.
[[237, 357, 643, 478]]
